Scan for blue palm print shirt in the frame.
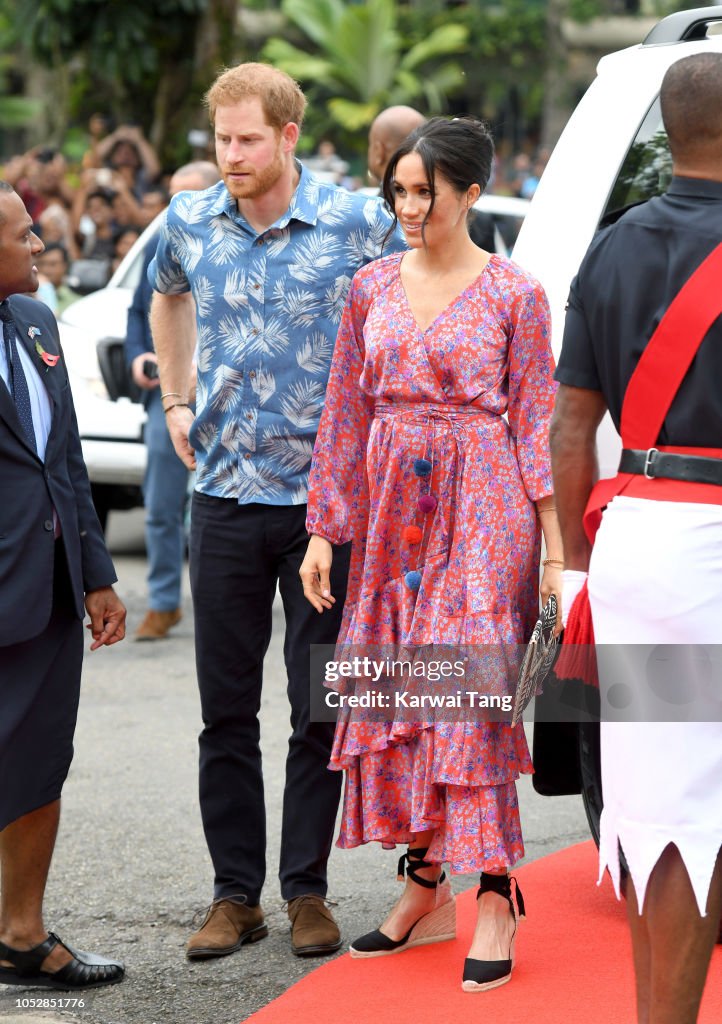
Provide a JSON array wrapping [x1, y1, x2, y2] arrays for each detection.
[[149, 164, 405, 504]]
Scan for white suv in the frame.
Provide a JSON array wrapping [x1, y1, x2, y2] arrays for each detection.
[[58, 218, 161, 525], [511, 5, 722, 844], [515, 5, 722, 386]]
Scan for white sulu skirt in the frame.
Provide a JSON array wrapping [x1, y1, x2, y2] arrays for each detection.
[[588, 495, 722, 916]]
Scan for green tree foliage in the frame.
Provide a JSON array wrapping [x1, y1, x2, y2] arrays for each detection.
[[12, 0, 237, 167], [262, 0, 468, 151], [20, 0, 204, 109], [401, 0, 548, 149], [0, 6, 41, 136]]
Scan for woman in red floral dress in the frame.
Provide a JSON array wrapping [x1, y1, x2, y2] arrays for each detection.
[[301, 117, 561, 991]]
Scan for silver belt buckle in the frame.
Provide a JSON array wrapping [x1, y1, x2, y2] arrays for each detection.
[[643, 447, 659, 479]]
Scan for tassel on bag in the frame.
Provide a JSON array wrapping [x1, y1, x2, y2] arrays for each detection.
[[555, 579, 599, 688]]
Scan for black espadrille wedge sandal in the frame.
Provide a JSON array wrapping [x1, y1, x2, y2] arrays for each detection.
[[350, 846, 456, 958], [461, 872, 525, 992]]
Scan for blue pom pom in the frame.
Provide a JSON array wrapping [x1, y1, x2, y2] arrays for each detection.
[[404, 570, 422, 591], [413, 458, 432, 477]]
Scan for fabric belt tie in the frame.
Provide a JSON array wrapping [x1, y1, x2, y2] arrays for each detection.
[[374, 403, 496, 586], [0, 300, 37, 453], [619, 447, 722, 486]]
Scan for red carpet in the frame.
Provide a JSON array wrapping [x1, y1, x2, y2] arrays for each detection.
[[246, 841, 722, 1024]]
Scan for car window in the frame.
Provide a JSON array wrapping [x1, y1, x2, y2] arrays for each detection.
[[496, 213, 525, 254], [603, 97, 672, 220], [112, 247, 146, 292]]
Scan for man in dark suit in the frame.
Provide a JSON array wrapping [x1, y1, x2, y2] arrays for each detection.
[[0, 182, 126, 990]]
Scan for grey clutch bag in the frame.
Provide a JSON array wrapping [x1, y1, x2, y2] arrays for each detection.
[[512, 594, 559, 726]]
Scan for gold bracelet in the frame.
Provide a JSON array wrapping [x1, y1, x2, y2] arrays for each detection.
[[160, 391, 183, 400], [542, 557, 564, 568], [537, 505, 556, 514], [164, 402, 190, 414]]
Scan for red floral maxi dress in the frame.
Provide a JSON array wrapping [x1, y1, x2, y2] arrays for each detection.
[[306, 251, 556, 873]]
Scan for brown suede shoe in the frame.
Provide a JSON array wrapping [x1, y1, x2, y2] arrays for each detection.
[[186, 899, 268, 960], [135, 608, 182, 641], [287, 895, 342, 957]]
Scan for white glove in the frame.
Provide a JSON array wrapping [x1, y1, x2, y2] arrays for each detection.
[[561, 569, 588, 629]]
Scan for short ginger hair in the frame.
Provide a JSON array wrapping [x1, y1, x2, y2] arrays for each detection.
[[205, 62, 306, 131]]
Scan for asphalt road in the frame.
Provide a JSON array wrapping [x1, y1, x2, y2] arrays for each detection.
[[0, 509, 590, 1024]]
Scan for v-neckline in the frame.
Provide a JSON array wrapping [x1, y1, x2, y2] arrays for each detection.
[[397, 251, 496, 335]]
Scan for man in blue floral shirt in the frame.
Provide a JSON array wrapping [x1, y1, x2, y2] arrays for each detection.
[[149, 62, 404, 962]]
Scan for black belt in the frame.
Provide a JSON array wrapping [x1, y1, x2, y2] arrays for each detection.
[[619, 448, 722, 485]]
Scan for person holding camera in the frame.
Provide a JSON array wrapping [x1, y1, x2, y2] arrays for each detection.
[[2, 146, 74, 224], [86, 123, 161, 200], [125, 160, 219, 640]]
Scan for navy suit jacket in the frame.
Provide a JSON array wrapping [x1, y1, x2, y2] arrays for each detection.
[[0, 294, 117, 647], [124, 240, 156, 366]]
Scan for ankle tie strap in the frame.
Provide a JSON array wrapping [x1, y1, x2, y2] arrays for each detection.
[[397, 846, 446, 889], [477, 872, 525, 919]]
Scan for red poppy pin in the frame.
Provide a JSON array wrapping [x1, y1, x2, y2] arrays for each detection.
[[29, 327, 60, 367]]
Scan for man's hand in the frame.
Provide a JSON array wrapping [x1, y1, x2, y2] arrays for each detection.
[[85, 586, 126, 650], [131, 352, 160, 390], [166, 405, 197, 470]]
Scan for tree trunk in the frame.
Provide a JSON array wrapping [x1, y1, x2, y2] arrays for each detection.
[[541, 0, 572, 150], [149, 0, 240, 168]]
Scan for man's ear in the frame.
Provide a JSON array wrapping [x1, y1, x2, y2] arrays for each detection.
[[282, 122, 300, 152], [378, 141, 392, 172]]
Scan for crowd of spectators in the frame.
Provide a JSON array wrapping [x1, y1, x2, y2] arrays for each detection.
[[0, 112, 550, 314], [1, 117, 169, 311]]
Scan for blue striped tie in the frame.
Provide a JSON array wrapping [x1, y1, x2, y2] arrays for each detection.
[[0, 301, 37, 454]]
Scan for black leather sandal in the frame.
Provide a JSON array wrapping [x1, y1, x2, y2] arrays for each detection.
[[462, 872, 525, 992], [350, 846, 456, 958], [0, 932, 125, 989]]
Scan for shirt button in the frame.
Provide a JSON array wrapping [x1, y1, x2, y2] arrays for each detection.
[[43, 519, 53, 531], [252, 283, 260, 290], [244, 453, 252, 460], [249, 371, 256, 379], [251, 328, 259, 336], [256, 238, 264, 246], [246, 413, 253, 421]]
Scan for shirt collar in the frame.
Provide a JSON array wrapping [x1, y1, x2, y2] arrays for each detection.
[[666, 175, 722, 201], [206, 161, 321, 230]]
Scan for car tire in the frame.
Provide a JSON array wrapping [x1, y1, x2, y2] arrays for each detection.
[[91, 483, 111, 533], [579, 719, 628, 896], [578, 719, 603, 848]]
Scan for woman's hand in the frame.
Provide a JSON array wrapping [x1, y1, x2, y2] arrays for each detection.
[[540, 564, 563, 636], [300, 535, 336, 613]]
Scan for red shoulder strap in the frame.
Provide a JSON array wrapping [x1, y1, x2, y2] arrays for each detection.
[[620, 239, 722, 448]]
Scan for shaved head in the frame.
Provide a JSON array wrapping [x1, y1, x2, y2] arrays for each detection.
[[0, 180, 13, 227], [661, 53, 722, 172], [170, 161, 220, 195], [368, 106, 426, 183]]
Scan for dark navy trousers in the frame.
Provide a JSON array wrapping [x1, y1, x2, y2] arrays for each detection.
[[189, 494, 349, 904]]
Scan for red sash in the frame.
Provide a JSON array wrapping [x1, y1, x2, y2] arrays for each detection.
[[555, 239, 722, 687], [582, 239, 722, 544]]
